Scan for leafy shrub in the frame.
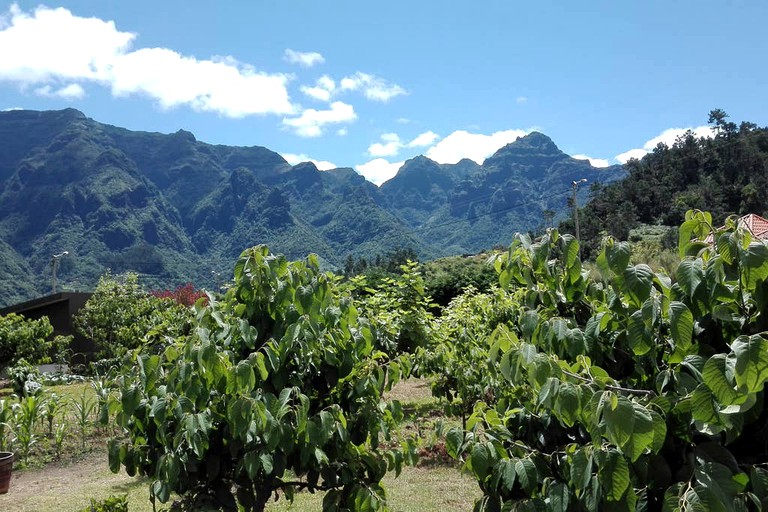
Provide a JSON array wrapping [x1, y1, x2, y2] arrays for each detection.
[[0, 313, 60, 374], [442, 211, 768, 510], [7, 358, 41, 396], [422, 254, 497, 308], [108, 246, 414, 511], [78, 494, 128, 512], [74, 272, 191, 359], [417, 286, 516, 427], [350, 260, 434, 355]]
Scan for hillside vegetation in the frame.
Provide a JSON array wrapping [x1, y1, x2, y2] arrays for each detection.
[[0, 109, 623, 306], [571, 110, 768, 258]]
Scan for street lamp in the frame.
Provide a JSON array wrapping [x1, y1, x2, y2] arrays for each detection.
[[51, 251, 68, 294], [571, 179, 587, 257]]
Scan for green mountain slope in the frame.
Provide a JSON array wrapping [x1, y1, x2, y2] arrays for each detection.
[[0, 109, 625, 305], [379, 131, 625, 254]]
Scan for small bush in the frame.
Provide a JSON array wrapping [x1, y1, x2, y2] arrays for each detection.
[[7, 358, 41, 396], [79, 494, 128, 512]]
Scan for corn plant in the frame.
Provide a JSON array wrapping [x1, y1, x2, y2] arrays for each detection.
[[91, 374, 114, 429], [14, 394, 43, 464], [0, 397, 16, 453], [71, 390, 96, 451], [53, 422, 68, 460], [42, 392, 65, 437]]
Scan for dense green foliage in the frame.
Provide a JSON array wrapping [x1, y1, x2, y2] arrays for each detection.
[[350, 260, 434, 356], [417, 211, 768, 510], [78, 494, 129, 512], [74, 272, 190, 360], [108, 246, 415, 511], [417, 286, 516, 426], [0, 312, 60, 374], [573, 111, 768, 258], [422, 254, 498, 308]]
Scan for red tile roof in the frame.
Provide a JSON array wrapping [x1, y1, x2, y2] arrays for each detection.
[[738, 213, 768, 240], [704, 213, 768, 243]]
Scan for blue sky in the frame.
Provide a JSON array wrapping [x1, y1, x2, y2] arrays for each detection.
[[1, 1, 766, 184]]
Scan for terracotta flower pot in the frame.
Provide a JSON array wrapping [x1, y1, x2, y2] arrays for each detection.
[[0, 451, 13, 494]]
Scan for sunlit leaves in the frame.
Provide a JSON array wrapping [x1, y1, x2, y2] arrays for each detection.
[[439, 212, 768, 512], [731, 334, 768, 393], [110, 245, 410, 511]]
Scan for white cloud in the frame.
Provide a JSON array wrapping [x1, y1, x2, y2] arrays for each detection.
[[282, 101, 356, 137], [283, 49, 325, 67], [340, 72, 406, 102], [425, 129, 530, 164], [572, 154, 611, 168], [109, 49, 294, 117], [407, 130, 439, 148], [337, 127, 348, 136], [367, 130, 441, 158], [2, 107, 23, 111], [281, 152, 337, 171], [355, 158, 404, 186], [516, 96, 528, 104], [300, 75, 335, 102], [614, 148, 648, 164], [35, 82, 85, 99], [615, 125, 715, 164], [0, 5, 295, 117], [368, 133, 402, 157], [396, 117, 411, 124]]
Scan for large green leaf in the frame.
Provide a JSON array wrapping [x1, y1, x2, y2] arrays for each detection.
[[622, 265, 654, 307], [742, 243, 768, 288], [732, 335, 768, 393], [515, 458, 538, 493], [471, 444, 492, 481], [702, 355, 738, 405], [546, 481, 570, 512], [623, 403, 654, 462], [676, 258, 705, 300], [570, 448, 593, 492], [627, 310, 652, 356], [668, 301, 694, 361], [597, 449, 630, 502], [602, 394, 635, 448], [605, 240, 631, 275]]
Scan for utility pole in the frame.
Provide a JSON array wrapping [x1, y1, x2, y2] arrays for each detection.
[[572, 179, 587, 258], [51, 251, 69, 294]]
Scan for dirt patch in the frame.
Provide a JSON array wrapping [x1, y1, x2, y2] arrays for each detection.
[[0, 450, 151, 512]]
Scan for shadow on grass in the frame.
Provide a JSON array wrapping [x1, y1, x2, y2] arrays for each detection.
[[109, 475, 151, 493]]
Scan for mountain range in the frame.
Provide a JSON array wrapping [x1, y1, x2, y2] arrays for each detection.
[[0, 108, 624, 305]]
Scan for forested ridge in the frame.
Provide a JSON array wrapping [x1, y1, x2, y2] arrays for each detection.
[[0, 108, 623, 306], [572, 111, 768, 258]]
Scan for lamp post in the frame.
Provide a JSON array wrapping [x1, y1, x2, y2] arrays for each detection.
[[571, 179, 587, 257], [51, 251, 68, 294]]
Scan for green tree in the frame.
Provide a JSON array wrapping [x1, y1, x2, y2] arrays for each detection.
[[0, 313, 61, 374], [350, 260, 434, 355], [74, 272, 188, 360], [440, 211, 768, 510], [108, 246, 414, 511]]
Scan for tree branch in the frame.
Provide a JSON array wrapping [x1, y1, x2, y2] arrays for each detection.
[[562, 370, 655, 397]]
